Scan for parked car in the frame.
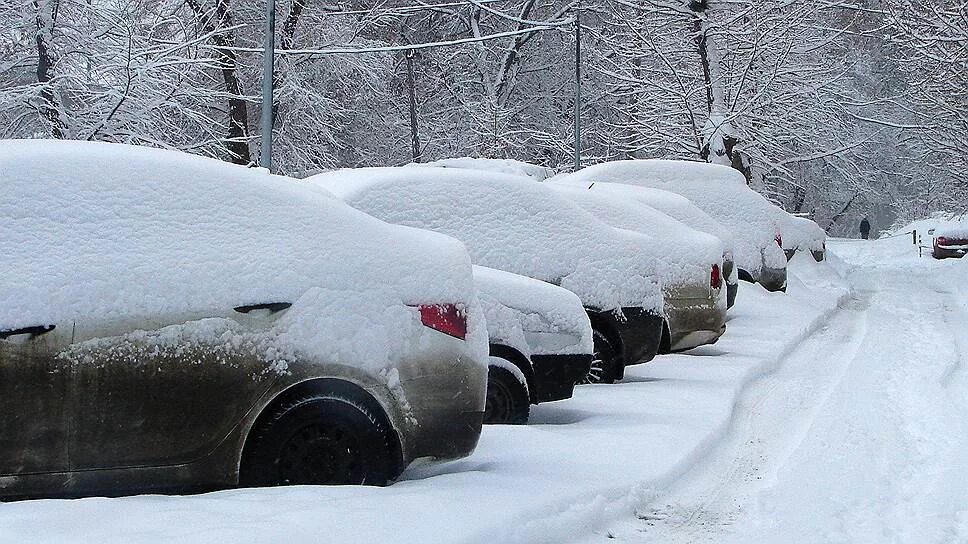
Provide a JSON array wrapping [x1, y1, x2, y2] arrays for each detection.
[[473, 266, 593, 424], [547, 179, 741, 309], [307, 167, 665, 384], [0, 141, 488, 498], [552, 160, 788, 292], [546, 184, 727, 353], [782, 216, 827, 262], [932, 221, 968, 259]]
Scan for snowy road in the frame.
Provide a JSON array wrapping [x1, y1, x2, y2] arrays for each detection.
[[1, 237, 965, 543], [587, 238, 968, 543]]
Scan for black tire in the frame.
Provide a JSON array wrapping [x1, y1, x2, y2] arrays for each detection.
[[484, 364, 530, 424], [582, 329, 620, 384], [240, 393, 396, 487]]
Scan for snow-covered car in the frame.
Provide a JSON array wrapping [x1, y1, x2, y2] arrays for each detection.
[[546, 180, 741, 309], [0, 141, 488, 498], [932, 221, 968, 259], [307, 167, 665, 384], [412, 157, 555, 181], [552, 160, 788, 292], [782, 216, 827, 262], [547, 184, 728, 353], [474, 266, 593, 424]]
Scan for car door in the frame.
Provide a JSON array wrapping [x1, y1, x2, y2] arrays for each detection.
[[0, 322, 73, 476], [66, 308, 282, 471]]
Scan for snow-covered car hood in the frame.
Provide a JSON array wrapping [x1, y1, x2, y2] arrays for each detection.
[[547, 184, 724, 291], [552, 160, 787, 274], [1, 140, 488, 371], [473, 266, 593, 357], [307, 167, 664, 314]]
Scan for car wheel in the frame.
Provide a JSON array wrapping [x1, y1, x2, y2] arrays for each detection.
[[240, 393, 396, 487], [484, 363, 530, 424], [582, 329, 620, 384]]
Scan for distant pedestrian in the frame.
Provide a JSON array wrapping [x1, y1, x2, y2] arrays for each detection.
[[860, 217, 871, 240]]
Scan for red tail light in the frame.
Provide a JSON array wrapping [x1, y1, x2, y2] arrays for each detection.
[[936, 236, 948, 246], [416, 304, 467, 340], [775, 233, 783, 247], [710, 264, 722, 290]]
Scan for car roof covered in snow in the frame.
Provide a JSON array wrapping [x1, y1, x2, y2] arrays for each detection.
[[935, 217, 968, 239], [546, 184, 724, 289], [1, 140, 486, 367], [411, 157, 556, 181], [307, 166, 664, 312], [551, 159, 787, 273]]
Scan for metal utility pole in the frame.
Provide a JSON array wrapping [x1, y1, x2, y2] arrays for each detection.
[[260, 0, 276, 171], [573, 0, 581, 171], [405, 50, 422, 162]]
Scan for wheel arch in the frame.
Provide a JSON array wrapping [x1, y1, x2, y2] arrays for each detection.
[[238, 377, 404, 482], [488, 343, 535, 401]]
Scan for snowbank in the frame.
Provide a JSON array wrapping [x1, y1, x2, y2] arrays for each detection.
[[411, 157, 556, 181], [551, 160, 787, 275], [0, 140, 488, 372], [307, 167, 664, 313]]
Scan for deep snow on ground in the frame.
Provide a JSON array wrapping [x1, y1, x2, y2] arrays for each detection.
[[579, 236, 968, 543], [0, 252, 855, 543]]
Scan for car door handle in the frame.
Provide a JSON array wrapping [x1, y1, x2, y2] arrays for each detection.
[[0, 325, 56, 340], [233, 302, 292, 314]]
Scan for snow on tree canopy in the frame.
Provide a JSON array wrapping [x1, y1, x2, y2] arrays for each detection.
[[553, 160, 787, 275], [473, 266, 593, 357], [784, 217, 827, 252], [307, 167, 664, 314], [546, 184, 724, 290], [0, 140, 487, 369], [411, 157, 556, 181]]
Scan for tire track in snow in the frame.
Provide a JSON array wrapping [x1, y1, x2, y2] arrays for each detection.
[[615, 293, 872, 543]]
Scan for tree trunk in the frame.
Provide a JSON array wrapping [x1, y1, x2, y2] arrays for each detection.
[[405, 51, 422, 162], [35, 0, 66, 138], [187, 0, 251, 164]]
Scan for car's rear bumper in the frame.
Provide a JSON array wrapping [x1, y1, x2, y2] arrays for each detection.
[[757, 265, 788, 292], [588, 307, 664, 371], [664, 293, 728, 352], [529, 353, 593, 403], [727, 281, 738, 309], [403, 408, 484, 462], [933, 246, 967, 259]]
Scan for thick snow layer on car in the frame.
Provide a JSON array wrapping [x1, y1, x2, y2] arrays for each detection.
[[0, 140, 488, 372], [547, 184, 724, 290], [411, 157, 555, 181], [935, 218, 968, 240], [473, 266, 593, 356], [784, 216, 827, 252], [552, 160, 787, 274], [308, 167, 664, 313]]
